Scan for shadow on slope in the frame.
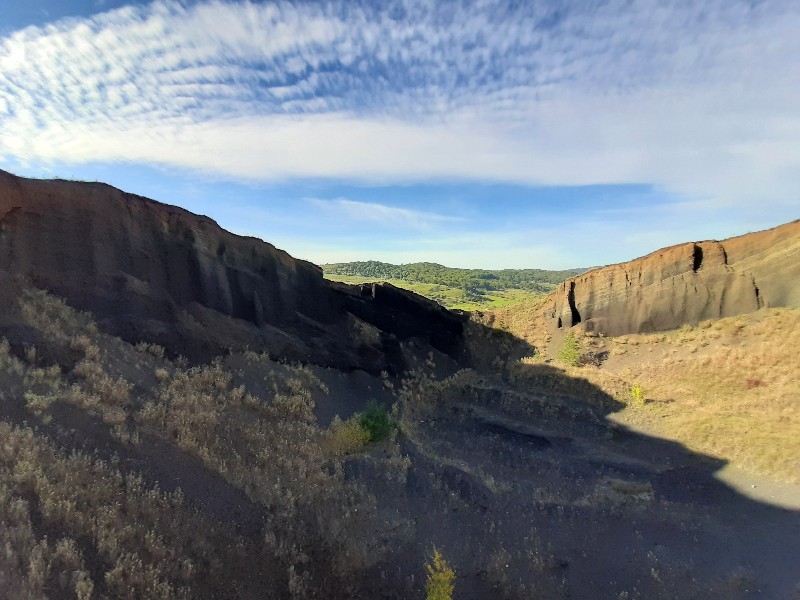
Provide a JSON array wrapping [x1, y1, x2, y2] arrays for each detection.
[[0, 280, 797, 599], [374, 359, 800, 599]]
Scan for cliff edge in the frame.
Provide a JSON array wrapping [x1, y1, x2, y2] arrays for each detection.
[[545, 219, 800, 336], [0, 169, 466, 372]]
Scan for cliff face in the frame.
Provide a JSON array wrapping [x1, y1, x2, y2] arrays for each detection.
[[545, 220, 800, 336], [0, 169, 465, 371], [0, 169, 334, 326]]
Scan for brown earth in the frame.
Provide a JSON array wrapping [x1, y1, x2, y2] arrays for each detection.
[[0, 169, 466, 373], [543, 219, 800, 337]]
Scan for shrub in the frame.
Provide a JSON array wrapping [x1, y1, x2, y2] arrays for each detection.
[[19, 288, 96, 339], [23, 392, 57, 415], [0, 338, 25, 376], [358, 401, 395, 442], [325, 402, 395, 455], [631, 383, 645, 406], [135, 342, 166, 360], [326, 416, 371, 455], [139, 361, 380, 583], [243, 349, 270, 364], [425, 548, 455, 600], [557, 333, 581, 367]]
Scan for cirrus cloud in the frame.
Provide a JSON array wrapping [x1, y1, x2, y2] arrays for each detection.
[[0, 0, 798, 211], [306, 196, 464, 230]]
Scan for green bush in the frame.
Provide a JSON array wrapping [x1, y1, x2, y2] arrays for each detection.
[[557, 332, 581, 367], [358, 401, 395, 442], [425, 548, 455, 600]]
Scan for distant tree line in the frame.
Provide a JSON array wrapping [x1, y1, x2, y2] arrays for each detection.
[[322, 261, 585, 293]]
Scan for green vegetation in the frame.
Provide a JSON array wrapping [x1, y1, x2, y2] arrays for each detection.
[[630, 382, 645, 406], [425, 548, 455, 600], [557, 332, 581, 366], [325, 401, 395, 455], [324, 261, 584, 291], [358, 401, 395, 442], [323, 261, 585, 311], [328, 274, 540, 310]]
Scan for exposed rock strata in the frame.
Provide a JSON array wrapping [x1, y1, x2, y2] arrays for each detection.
[[0, 169, 465, 372], [546, 220, 800, 336]]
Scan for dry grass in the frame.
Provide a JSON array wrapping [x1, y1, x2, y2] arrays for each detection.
[[138, 360, 381, 585], [474, 296, 549, 350], [9, 289, 136, 430], [19, 288, 96, 340], [1, 287, 391, 597], [4, 282, 795, 596], [70, 335, 133, 426], [527, 308, 800, 483], [0, 338, 65, 425], [325, 415, 371, 456], [0, 485, 94, 600], [135, 342, 166, 360], [0, 421, 254, 599]]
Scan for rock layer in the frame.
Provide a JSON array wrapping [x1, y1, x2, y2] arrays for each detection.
[[545, 220, 800, 336], [0, 169, 465, 371]]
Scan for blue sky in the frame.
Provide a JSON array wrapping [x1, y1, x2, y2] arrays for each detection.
[[0, 1, 797, 269]]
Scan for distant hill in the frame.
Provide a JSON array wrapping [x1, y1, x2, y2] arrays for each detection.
[[323, 261, 586, 310]]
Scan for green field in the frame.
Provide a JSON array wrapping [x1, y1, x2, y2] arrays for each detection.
[[325, 273, 542, 310], [323, 261, 585, 311], [324, 272, 550, 311]]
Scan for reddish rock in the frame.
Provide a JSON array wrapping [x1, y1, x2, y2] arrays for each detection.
[[545, 220, 800, 336]]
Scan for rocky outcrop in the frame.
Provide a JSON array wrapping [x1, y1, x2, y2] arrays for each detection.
[[0, 169, 465, 372], [545, 220, 800, 336]]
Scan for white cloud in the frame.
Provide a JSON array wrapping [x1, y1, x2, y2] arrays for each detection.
[[0, 0, 798, 212], [306, 197, 462, 230]]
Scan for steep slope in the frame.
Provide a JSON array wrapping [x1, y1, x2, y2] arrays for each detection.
[[544, 220, 800, 336], [2, 285, 799, 599], [0, 169, 465, 372]]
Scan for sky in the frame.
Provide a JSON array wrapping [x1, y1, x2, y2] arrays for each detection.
[[0, 0, 797, 269]]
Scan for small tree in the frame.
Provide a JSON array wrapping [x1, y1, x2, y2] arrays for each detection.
[[358, 400, 395, 442], [425, 547, 455, 600], [557, 332, 581, 367]]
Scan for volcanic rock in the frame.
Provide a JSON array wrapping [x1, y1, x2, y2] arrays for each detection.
[[545, 220, 800, 336], [0, 169, 465, 372]]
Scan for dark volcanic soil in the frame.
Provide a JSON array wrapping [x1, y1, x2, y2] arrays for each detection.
[[337, 369, 800, 599]]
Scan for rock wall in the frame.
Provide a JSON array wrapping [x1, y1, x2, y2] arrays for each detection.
[[0, 169, 466, 371], [0, 169, 333, 327], [544, 220, 800, 336]]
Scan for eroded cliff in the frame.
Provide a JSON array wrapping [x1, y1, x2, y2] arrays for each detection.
[[545, 220, 800, 336], [0, 169, 466, 372]]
